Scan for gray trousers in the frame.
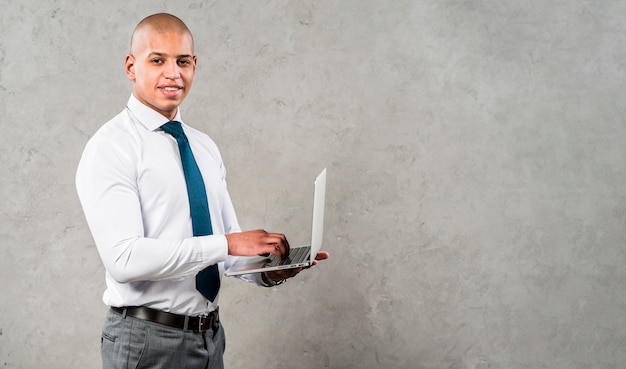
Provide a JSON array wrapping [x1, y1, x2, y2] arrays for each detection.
[[101, 309, 225, 369]]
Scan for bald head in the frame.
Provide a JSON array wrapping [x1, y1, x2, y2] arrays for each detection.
[[125, 13, 197, 120], [130, 13, 194, 54]]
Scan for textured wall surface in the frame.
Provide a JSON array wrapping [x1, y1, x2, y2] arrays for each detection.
[[1, 1, 625, 368]]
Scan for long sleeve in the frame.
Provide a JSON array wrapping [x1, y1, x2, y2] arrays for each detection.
[[75, 95, 236, 314], [76, 124, 228, 284]]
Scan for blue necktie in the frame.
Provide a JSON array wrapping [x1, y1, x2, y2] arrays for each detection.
[[161, 121, 220, 302]]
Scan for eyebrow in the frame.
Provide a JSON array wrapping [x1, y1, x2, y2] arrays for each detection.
[[147, 52, 194, 59]]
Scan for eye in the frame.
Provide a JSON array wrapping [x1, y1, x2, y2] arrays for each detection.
[[151, 58, 164, 64], [178, 59, 191, 66]]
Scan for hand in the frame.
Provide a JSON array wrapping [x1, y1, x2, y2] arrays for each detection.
[[225, 229, 290, 259], [265, 251, 330, 282]]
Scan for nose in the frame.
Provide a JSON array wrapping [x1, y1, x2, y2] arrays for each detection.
[[163, 60, 181, 79]]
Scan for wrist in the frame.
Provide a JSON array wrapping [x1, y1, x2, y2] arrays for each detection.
[[261, 272, 286, 287]]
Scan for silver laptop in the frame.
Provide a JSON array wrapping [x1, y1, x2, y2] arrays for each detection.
[[224, 168, 326, 276]]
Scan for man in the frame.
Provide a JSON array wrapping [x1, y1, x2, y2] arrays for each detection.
[[76, 13, 328, 369]]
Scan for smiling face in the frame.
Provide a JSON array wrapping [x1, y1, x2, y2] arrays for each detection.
[[125, 26, 196, 120]]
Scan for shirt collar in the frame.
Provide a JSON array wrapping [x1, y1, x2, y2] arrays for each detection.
[[126, 94, 184, 132]]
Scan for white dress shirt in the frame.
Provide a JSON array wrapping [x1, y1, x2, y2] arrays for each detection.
[[76, 94, 259, 316]]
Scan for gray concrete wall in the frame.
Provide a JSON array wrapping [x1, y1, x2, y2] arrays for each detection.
[[1, 1, 625, 368]]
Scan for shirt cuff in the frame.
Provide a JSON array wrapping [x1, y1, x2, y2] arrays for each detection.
[[198, 234, 229, 267]]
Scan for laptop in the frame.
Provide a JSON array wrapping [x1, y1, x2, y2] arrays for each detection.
[[224, 168, 326, 276]]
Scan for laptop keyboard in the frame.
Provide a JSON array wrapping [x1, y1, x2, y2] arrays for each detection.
[[267, 246, 311, 266]]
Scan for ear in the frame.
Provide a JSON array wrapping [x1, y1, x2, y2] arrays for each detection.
[[125, 54, 136, 81]]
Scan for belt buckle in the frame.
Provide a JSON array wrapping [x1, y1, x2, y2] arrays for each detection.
[[195, 310, 218, 333], [197, 314, 209, 332]]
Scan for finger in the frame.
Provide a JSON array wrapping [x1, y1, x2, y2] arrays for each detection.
[[256, 240, 282, 258], [258, 243, 280, 258], [276, 233, 290, 258], [272, 244, 283, 258], [265, 242, 285, 259], [314, 251, 329, 261], [266, 233, 289, 259], [302, 252, 329, 269]]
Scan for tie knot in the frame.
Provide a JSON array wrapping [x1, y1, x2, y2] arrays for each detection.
[[161, 121, 184, 139]]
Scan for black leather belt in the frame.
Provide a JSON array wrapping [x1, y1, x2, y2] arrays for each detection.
[[111, 306, 219, 333]]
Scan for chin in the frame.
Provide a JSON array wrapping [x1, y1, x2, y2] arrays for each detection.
[[156, 101, 182, 114]]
